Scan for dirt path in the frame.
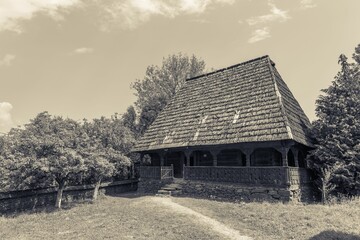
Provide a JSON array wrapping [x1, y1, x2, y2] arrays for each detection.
[[151, 197, 253, 240]]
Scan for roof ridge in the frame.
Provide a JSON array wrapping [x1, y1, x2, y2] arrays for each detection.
[[186, 55, 270, 81], [266, 57, 294, 141]]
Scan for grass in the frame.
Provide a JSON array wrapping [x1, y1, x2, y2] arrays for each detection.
[[0, 193, 359, 240], [172, 197, 360, 240]]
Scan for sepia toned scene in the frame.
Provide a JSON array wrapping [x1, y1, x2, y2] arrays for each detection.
[[0, 0, 359, 239]]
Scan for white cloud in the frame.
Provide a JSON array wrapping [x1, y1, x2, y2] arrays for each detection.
[[245, 3, 290, 44], [0, 54, 16, 67], [0, 0, 81, 33], [98, 0, 235, 30], [300, 0, 316, 9], [0, 102, 14, 133], [246, 3, 290, 26], [73, 47, 94, 54], [0, 0, 235, 32], [248, 27, 270, 43]]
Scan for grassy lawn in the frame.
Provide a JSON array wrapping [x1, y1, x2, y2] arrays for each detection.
[[1, 193, 359, 240]]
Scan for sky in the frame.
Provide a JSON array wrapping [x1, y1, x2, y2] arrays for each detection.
[[0, 0, 359, 133]]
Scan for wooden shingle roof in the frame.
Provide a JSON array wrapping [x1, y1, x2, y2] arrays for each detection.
[[133, 56, 313, 152]]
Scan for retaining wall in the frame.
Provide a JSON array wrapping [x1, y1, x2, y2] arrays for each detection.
[[0, 179, 138, 214], [138, 178, 315, 202]]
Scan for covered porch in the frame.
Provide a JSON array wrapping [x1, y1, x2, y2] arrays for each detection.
[[139, 140, 311, 186]]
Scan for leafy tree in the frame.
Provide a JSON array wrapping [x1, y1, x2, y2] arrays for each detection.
[[131, 53, 206, 135], [84, 153, 115, 201], [1, 112, 87, 208], [315, 162, 344, 203], [309, 45, 360, 198], [81, 115, 133, 200], [122, 105, 138, 138], [83, 115, 134, 155]]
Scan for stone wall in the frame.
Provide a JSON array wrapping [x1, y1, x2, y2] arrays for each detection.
[[138, 178, 315, 203], [137, 178, 173, 194], [179, 180, 293, 202], [0, 179, 138, 214]]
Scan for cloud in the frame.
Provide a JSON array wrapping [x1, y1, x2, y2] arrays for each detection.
[[0, 102, 14, 133], [300, 0, 316, 9], [248, 27, 271, 43], [0, 54, 16, 67], [0, 0, 81, 33], [73, 47, 94, 54], [246, 2, 290, 43], [98, 0, 235, 30], [246, 3, 290, 26], [0, 0, 235, 32]]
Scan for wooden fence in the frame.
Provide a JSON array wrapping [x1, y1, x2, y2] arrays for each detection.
[[288, 167, 311, 185], [183, 166, 311, 187], [0, 179, 138, 214], [139, 165, 174, 180]]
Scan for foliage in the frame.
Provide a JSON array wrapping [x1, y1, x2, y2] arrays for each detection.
[[131, 53, 206, 135], [82, 115, 134, 181], [315, 162, 344, 203], [0, 112, 134, 205], [309, 44, 360, 197]]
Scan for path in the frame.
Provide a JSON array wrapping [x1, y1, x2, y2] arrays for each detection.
[[151, 197, 253, 240]]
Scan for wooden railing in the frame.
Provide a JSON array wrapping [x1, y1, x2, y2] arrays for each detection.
[[161, 165, 174, 179], [140, 165, 174, 180], [184, 166, 289, 186], [141, 165, 311, 185], [288, 167, 311, 185]]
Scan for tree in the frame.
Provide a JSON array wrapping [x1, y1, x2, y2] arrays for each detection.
[[81, 115, 133, 200], [2, 112, 87, 208], [122, 105, 138, 137], [131, 53, 206, 135], [84, 153, 115, 201], [315, 162, 344, 203], [309, 45, 360, 197]]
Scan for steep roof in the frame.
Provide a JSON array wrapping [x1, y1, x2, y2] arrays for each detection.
[[133, 55, 313, 152]]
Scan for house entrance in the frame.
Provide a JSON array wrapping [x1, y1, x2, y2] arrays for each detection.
[[165, 152, 184, 178]]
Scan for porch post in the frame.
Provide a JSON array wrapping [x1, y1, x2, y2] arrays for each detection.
[[281, 147, 290, 167], [210, 150, 221, 166], [159, 152, 165, 166], [243, 148, 253, 167], [184, 150, 191, 166], [291, 148, 299, 167]]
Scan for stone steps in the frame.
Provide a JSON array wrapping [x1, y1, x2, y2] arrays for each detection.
[[157, 180, 184, 196]]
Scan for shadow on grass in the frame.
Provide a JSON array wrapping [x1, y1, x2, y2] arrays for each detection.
[[0, 200, 93, 218], [105, 191, 155, 199], [309, 230, 360, 240]]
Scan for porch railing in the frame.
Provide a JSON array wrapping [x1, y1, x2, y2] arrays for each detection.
[[183, 166, 311, 187], [288, 167, 311, 185], [140, 165, 174, 180]]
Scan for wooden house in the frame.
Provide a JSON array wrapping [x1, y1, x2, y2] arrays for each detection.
[[133, 56, 313, 200]]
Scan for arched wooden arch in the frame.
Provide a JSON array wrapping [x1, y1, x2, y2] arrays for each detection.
[[250, 148, 282, 166], [217, 149, 246, 166]]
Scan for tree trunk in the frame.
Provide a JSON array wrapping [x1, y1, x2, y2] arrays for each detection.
[[55, 181, 66, 209], [93, 179, 102, 201], [321, 184, 327, 204]]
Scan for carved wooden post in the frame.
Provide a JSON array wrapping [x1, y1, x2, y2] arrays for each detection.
[[140, 153, 144, 164], [210, 150, 221, 166], [184, 150, 191, 166], [278, 145, 291, 186], [291, 148, 299, 167], [242, 148, 253, 167], [159, 152, 165, 166], [281, 147, 289, 167]]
